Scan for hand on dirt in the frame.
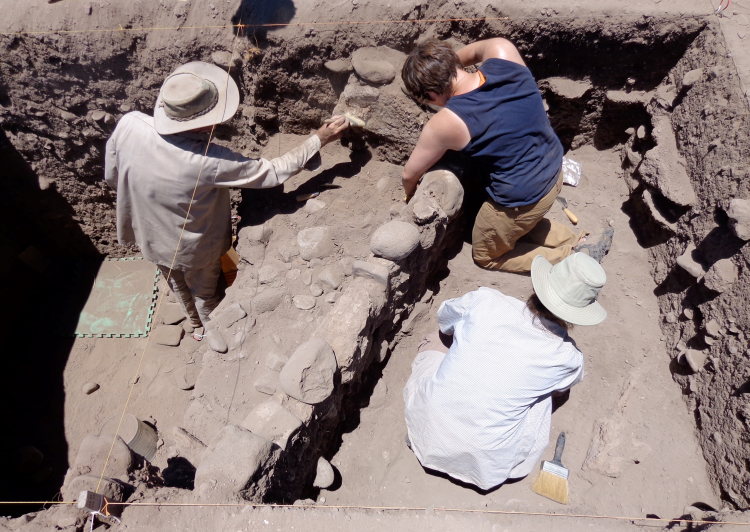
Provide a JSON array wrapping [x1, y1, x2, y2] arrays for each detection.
[[316, 116, 348, 147]]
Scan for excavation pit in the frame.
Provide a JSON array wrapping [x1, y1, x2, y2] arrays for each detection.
[[1, 3, 749, 529]]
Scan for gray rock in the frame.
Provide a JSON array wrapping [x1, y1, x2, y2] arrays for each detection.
[[151, 325, 184, 346], [183, 321, 195, 333], [351, 46, 406, 84], [209, 302, 247, 328], [242, 224, 273, 244], [265, 352, 289, 371], [352, 260, 390, 286], [207, 329, 228, 354], [370, 221, 420, 260], [91, 110, 106, 122], [194, 425, 274, 500], [542, 77, 592, 99], [636, 125, 647, 139], [297, 227, 334, 260], [412, 201, 438, 224], [259, 263, 282, 284], [59, 109, 77, 121], [412, 169, 464, 220], [210, 50, 241, 69], [675, 244, 704, 278], [304, 198, 327, 213], [309, 284, 324, 297], [279, 338, 337, 404], [301, 270, 313, 286], [173, 365, 197, 390], [685, 349, 707, 373], [254, 372, 278, 395], [161, 303, 186, 325], [324, 292, 339, 304], [313, 457, 335, 488], [277, 243, 299, 263], [65, 434, 133, 485], [61, 475, 127, 503], [82, 382, 99, 395], [324, 58, 353, 74], [705, 319, 721, 338], [682, 68, 703, 89], [339, 257, 355, 276], [252, 289, 285, 313], [703, 259, 737, 293], [317, 265, 344, 290], [727, 198, 750, 240], [293, 295, 317, 310], [171, 427, 206, 466], [286, 268, 301, 281], [103, 113, 115, 125], [241, 401, 302, 449], [342, 83, 381, 107]]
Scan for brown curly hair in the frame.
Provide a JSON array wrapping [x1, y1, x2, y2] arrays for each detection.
[[526, 293, 571, 333], [401, 39, 463, 103]]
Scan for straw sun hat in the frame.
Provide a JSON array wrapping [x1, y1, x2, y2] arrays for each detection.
[[531, 253, 607, 326], [154, 61, 240, 135]]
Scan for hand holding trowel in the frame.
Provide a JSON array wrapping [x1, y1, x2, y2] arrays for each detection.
[[556, 196, 578, 224]]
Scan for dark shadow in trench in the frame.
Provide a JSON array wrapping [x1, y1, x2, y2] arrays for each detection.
[[232, 0, 297, 35], [0, 130, 99, 517]]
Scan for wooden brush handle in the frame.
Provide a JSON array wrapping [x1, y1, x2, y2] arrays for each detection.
[[563, 208, 578, 225], [553, 432, 566, 463]]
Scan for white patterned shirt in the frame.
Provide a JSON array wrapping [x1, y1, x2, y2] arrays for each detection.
[[403, 287, 584, 490]]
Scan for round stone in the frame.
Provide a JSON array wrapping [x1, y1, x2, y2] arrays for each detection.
[[370, 220, 420, 260], [82, 382, 100, 395], [293, 295, 316, 310]]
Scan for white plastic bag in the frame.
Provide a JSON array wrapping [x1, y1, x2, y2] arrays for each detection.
[[562, 157, 581, 187]]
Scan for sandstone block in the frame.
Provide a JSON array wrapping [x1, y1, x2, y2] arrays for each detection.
[[542, 77, 592, 99], [313, 457, 335, 489], [151, 325, 184, 347], [703, 258, 737, 293], [171, 427, 206, 466], [682, 68, 703, 89], [279, 339, 337, 404], [324, 58, 352, 74], [194, 425, 274, 499], [370, 221, 420, 261], [675, 244, 704, 278], [317, 265, 344, 290], [412, 200, 438, 224], [207, 329, 228, 354], [65, 435, 134, 485], [352, 260, 389, 286], [241, 224, 273, 244], [61, 475, 127, 503], [727, 198, 750, 241], [639, 116, 696, 206], [161, 303, 186, 325], [241, 401, 302, 449], [252, 289, 284, 313], [209, 302, 247, 329], [413, 169, 464, 220], [351, 46, 406, 85], [297, 227, 334, 260], [342, 83, 380, 107]]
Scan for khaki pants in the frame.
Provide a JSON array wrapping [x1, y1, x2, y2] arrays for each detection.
[[157, 258, 223, 327], [472, 172, 582, 274]]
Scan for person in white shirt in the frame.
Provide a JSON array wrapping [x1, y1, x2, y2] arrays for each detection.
[[105, 62, 348, 335], [403, 252, 607, 490]]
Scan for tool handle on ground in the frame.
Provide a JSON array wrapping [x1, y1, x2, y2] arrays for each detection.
[[563, 208, 578, 225], [553, 432, 566, 463]]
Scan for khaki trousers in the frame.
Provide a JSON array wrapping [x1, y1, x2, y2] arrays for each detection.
[[157, 258, 223, 327], [472, 172, 582, 274]]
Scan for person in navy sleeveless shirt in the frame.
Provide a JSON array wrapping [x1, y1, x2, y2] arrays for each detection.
[[400, 39, 588, 273]]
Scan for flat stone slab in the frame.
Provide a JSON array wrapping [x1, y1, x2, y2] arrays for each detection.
[[151, 325, 184, 346]]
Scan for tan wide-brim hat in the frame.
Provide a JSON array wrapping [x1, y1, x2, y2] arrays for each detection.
[[154, 61, 240, 135], [531, 253, 608, 326]]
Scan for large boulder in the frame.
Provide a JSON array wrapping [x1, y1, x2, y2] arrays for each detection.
[[279, 339, 337, 404], [411, 169, 464, 221], [63, 435, 134, 487], [351, 46, 406, 85], [194, 425, 275, 501], [370, 221, 420, 261]]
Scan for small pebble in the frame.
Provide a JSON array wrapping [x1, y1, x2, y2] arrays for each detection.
[[82, 382, 99, 395], [309, 284, 324, 297]]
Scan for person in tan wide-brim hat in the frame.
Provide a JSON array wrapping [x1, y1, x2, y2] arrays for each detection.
[[105, 61, 349, 339], [402, 252, 606, 490]]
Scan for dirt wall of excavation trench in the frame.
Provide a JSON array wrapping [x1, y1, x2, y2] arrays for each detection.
[[5, 2, 750, 512]]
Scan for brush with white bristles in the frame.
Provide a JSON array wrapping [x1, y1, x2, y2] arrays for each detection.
[[531, 431, 570, 505]]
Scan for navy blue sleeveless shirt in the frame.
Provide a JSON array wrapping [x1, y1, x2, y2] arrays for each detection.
[[444, 58, 563, 208]]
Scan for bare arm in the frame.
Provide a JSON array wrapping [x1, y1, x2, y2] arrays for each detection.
[[402, 109, 470, 199], [456, 38, 526, 68]]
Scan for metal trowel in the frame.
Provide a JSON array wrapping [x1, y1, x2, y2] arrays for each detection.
[[556, 196, 578, 224]]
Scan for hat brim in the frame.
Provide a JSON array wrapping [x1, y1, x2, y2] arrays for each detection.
[[531, 255, 607, 326], [153, 62, 240, 135]]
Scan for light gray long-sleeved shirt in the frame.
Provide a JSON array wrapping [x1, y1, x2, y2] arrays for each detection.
[[105, 112, 321, 269], [403, 287, 584, 489]]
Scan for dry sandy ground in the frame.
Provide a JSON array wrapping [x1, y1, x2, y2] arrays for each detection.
[[321, 145, 721, 520]]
